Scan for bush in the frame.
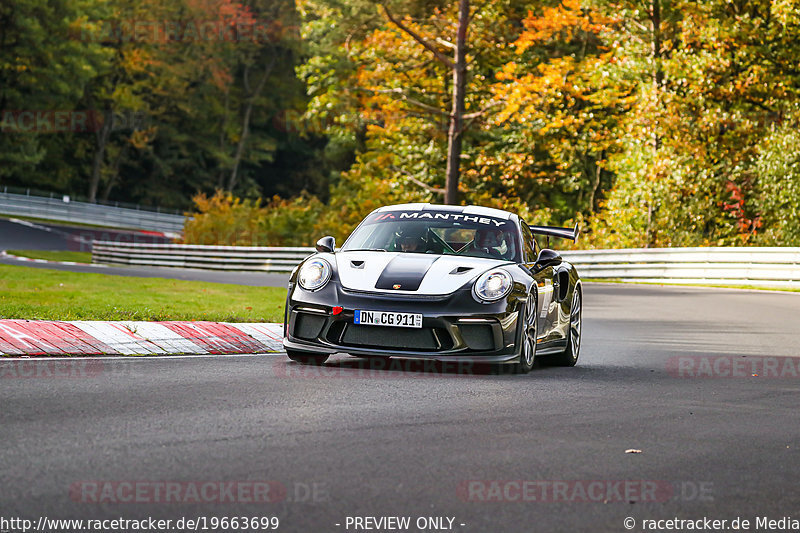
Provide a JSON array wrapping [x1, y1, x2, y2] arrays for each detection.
[[752, 126, 800, 246], [183, 190, 326, 247], [261, 193, 326, 246], [183, 191, 266, 246]]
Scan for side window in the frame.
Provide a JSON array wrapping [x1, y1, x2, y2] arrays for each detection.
[[520, 221, 536, 263]]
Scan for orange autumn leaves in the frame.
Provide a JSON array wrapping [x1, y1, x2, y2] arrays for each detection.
[[514, 0, 613, 52]]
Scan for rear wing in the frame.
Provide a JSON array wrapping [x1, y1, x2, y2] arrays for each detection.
[[529, 223, 580, 246]]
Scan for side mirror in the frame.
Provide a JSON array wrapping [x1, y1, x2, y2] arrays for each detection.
[[315, 236, 336, 253], [534, 248, 562, 271]]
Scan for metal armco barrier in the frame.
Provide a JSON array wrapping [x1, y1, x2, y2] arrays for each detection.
[[560, 247, 800, 288], [0, 191, 185, 234], [91, 241, 800, 286], [91, 241, 313, 273]]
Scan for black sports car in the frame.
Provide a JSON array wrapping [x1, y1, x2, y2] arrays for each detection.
[[283, 204, 582, 373]]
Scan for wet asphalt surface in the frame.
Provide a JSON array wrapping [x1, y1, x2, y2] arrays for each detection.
[[2, 283, 799, 532]]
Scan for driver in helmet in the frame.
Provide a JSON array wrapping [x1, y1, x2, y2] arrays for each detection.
[[398, 226, 427, 253]]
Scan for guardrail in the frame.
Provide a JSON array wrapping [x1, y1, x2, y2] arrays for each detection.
[[560, 247, 800, 288], [91, 242, 800, 287], [91, 241, 312, 272], [0, 190, 185, 234]]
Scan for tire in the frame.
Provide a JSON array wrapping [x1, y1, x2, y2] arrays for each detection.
[[511, 292, 538, 374], [546, 287, 582, 367], [286, 349, 329, 365]]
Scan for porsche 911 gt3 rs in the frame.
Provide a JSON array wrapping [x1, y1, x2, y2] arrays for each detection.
[[283, 204, 582, 373]]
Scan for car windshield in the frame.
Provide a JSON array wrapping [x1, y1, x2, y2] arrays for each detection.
[[342, 211, 521, 261]]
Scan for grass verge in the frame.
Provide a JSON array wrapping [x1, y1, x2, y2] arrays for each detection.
[[0, 264, 286, 322], [6, 249, 92, 263]]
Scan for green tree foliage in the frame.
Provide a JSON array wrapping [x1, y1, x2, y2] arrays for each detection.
[[0, 0, 108, 186], [5, 0, 800, 248], [291, 0, 800, 248], [589, 0, 800, 247], [1, 0, 331, 209], [752, 119, 800, 244], [296, 0, 534, 229]]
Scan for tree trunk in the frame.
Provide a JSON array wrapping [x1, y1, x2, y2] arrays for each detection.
[[227, 81, 255, 192], [651, 0, 663, 151], [89, 106, 113, 203], [444, 0, 469, 205], [587, 150, 604, 214], [101, 141, 130, 202], [227, 55, 276, 192], [651, 0, 663, 88], [217, 89, 230, 190]]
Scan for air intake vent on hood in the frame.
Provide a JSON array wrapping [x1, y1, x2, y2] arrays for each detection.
[[350, 261, 365, 269], [450, 266, 473, 275]]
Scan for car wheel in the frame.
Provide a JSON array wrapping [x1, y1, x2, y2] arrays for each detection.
[[547, 287, 581, 367], [512, 292, 538, 374], [286, 350, 329, 365]]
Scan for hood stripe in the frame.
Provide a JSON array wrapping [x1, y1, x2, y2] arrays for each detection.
[[375, 255, 439, 291]]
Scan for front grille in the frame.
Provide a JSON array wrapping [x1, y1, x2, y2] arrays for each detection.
[[459, 324, 495, 351], [339, 287, 451, 302], [294, 313, 326, 340], [341, 324, 447, 351]]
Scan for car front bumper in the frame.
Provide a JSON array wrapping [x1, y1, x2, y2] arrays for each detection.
[[283, 281, 526, 364]]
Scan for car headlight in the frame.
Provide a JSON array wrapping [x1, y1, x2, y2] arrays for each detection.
[[298, 258, 332, 291], [472, 269, 512, 302]]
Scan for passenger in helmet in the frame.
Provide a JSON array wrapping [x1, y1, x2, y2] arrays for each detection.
[[471, 228, 507, 258], [400, 236, 422, 252]]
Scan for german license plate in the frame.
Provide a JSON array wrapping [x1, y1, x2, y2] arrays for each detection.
[[354, 310, 422, 328]]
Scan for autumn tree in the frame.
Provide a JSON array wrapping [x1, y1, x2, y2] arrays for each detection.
[[380, 0, 473, 204], [486, 0, 632, 228], [588, 0, 800, 247], [0, 0, 107, 189]]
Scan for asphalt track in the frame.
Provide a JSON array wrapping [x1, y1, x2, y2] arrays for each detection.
[[0, 218, 172, 251], [0, 217, 288, 287], [2, 283, 799, 532]]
